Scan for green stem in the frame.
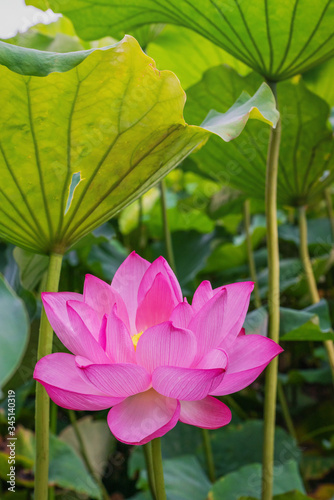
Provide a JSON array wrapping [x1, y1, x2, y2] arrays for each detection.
[[68, 410, 110, 500], [298, 205, 334, 378], [35, 253, 63, 500], [244, 199, 262, 309], [300, 423, 334, 443], [325, 187, 334, 242], [144, 442, 156, 499], [277, 380, 297, 441], [202, 429, 215, 482], [151, 438, 167, 500], [160, 179, 177, 273], [261, 82, 282, 500]]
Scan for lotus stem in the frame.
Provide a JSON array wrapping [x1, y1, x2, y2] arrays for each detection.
[[244, 199, 296, 441], [35, 252, 63, 500], [324, 187, 334, 242], [143, 442, 156, 499], [202, 426, 216, 482], [298, 205, 334, 378], [277, 380, 297, 441], [160, 179, 177, 273], [261, 81, 281, 500], [244, 199, 262, 309], [151, 438, 167, 500], [68, 410, 110, 500]]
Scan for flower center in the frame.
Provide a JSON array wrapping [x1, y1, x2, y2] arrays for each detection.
[[132, 331, 143, 350]]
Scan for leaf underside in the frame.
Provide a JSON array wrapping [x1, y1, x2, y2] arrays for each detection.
[[185, 65, 334, 207], [0, 36, 278, 254], [26, 0, 334, 81]]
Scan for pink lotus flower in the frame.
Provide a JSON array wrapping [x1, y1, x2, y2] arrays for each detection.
[[34, 252, 282, 445]]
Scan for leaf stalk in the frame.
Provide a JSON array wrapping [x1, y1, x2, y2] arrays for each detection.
[[35, 252, 63, 500], [261, 81, 281, 500]]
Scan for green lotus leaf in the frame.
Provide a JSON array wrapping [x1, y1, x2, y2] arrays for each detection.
[[146, 25, 249, 89], [303, 56, 334, 107], [0, 36, 278, 254], [185, 65, 334, 206], [26, 0, 334, 80]]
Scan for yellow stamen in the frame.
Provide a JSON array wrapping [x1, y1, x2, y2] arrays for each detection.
[[132, 331, 143, 350]]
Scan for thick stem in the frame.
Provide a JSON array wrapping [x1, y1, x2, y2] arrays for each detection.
[[325, 188, 334, 242], [68, 410, 110, 500], [244, 199, 262, 309], [261, 82, 282, 500], [143, 442, 156, 499], [160, 179, 177, 273], [202, 429, 215, 482], [298, 205, 334, 378], [34, 253, 63, 500], [151, 438, 167, 500]]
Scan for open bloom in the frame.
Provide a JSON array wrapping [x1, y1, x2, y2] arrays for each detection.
[[34, 252, 282, 445]]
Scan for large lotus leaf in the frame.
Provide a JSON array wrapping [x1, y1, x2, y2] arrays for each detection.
[[303, 57, 334, 107], [146, 25, 249, 89], [185, 65, 334, 206], [0, 37, 278, 254], [26, 0, 334, 81]]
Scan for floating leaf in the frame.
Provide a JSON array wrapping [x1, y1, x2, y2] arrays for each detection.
[[185, 66, 334, 207], [0, 36, 277, 254], [0, 276, 30, 392], [27, 0, 334, 80]]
